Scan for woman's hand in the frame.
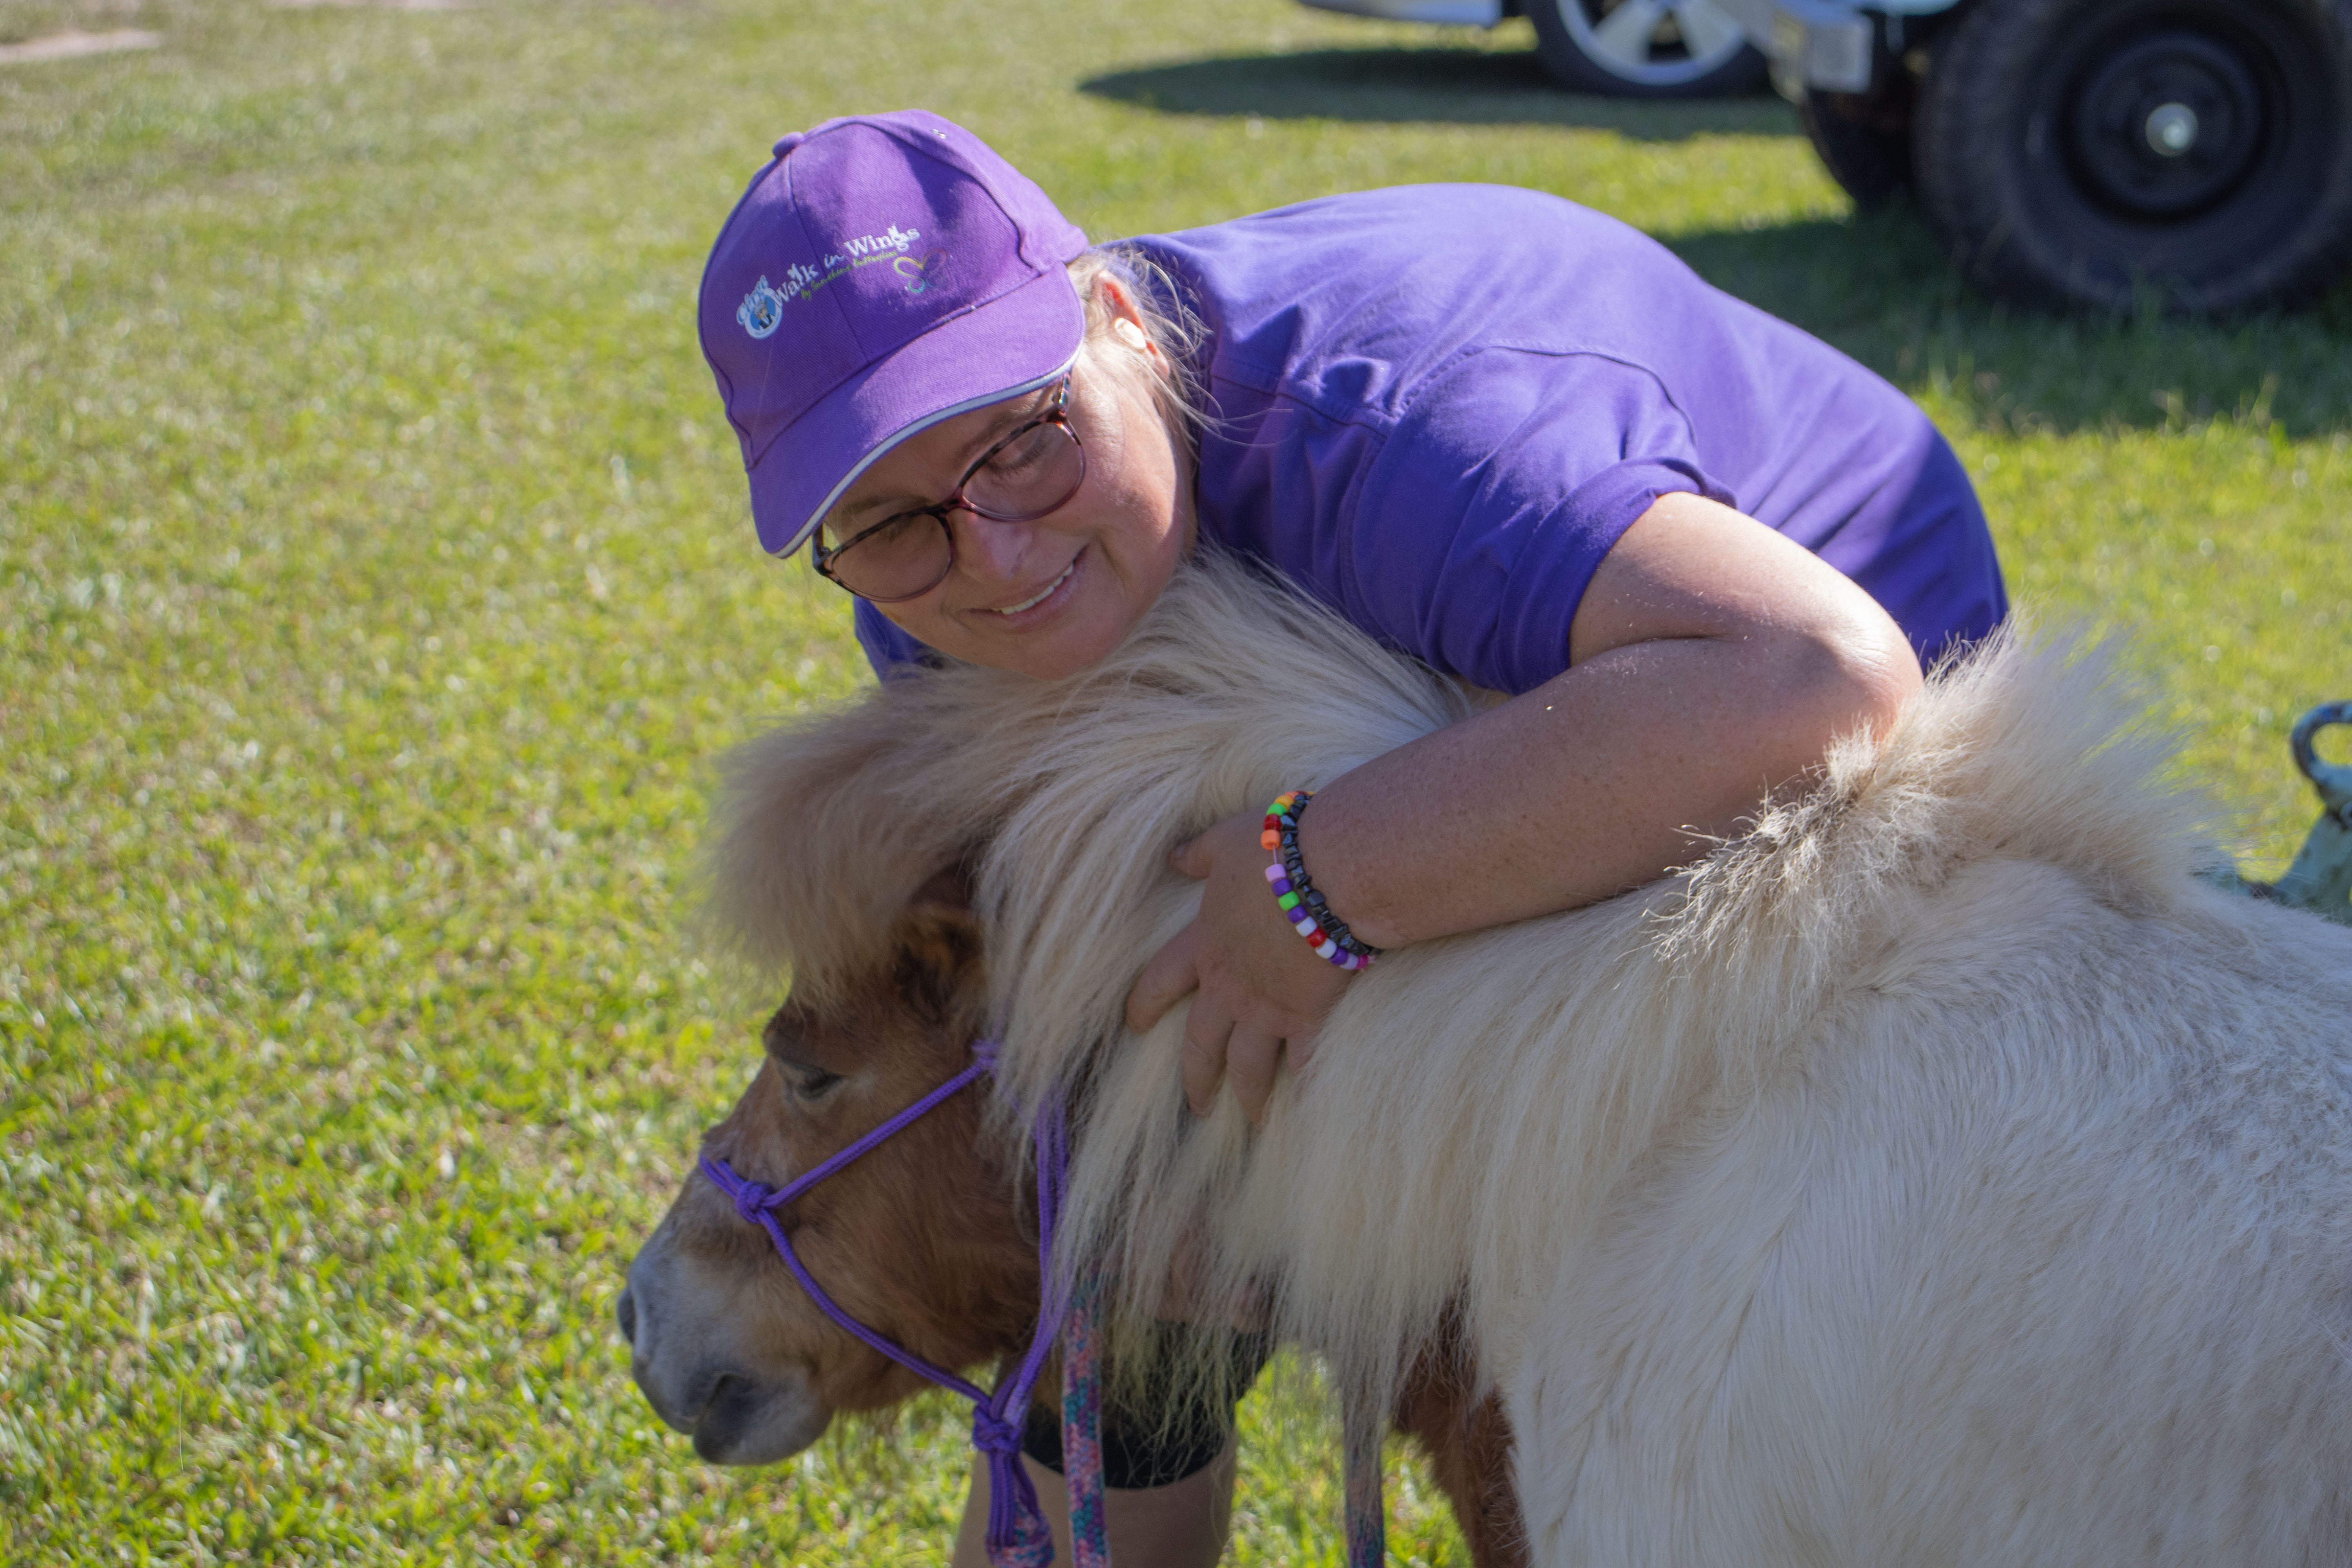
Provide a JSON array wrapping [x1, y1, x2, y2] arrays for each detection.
[[1125, 809, 1355, 1123]]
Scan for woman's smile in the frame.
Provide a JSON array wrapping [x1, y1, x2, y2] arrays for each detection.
[[976, 554, 1080, 619]]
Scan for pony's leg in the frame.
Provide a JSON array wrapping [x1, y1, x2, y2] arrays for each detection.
[[1392, 1352, 1528, 1568]]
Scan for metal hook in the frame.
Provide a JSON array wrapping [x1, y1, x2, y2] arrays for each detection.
[[2288, 702, 2352, 820], [2271, 702, 2352, 922]]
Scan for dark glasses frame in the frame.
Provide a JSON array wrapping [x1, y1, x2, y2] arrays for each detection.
[[810, 373, 1085, 603]]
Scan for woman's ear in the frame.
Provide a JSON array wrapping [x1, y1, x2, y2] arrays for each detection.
[[1087, 271, 1163, 365]]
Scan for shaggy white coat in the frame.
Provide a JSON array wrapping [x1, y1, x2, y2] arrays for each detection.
[[709, 557, 2352, 1566]]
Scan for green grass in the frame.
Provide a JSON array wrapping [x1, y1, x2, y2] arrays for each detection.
[[2, 0, 2347, 1560]]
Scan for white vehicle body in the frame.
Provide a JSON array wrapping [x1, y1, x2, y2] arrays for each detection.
[[1706, 0, 1957, 93]]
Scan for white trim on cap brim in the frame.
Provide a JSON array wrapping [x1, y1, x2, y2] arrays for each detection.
[[773, 351, 1083, 560]]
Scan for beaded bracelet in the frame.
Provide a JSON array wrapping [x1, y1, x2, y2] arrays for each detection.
[[1260, 790, 1383, 971], [1272, 793, 1380, 960], [1264, 791, 1379, 966]]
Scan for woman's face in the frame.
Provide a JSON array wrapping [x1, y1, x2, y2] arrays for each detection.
[[824, 341, 1196, 681]]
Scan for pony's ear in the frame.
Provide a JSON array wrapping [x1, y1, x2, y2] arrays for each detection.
[[895, 860, 983, 1022], [907, 860, 975, 916]]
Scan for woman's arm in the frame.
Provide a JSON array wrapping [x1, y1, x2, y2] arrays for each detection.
[[1126, 491, 1926, 1120]]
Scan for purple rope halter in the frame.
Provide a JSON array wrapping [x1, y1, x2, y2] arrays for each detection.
[[700, 1035, 1389, 1567], [699, 1038, 1104, 1567]]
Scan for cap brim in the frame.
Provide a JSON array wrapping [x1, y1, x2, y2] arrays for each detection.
[[748, 267, 1087, 558]]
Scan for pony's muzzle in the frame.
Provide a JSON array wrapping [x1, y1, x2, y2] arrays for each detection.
[[621, 1243, 833, 1465]]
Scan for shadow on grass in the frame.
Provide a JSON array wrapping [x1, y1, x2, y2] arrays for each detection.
[[1079, 46, 1793, 140], [1664, 205, 2352, 437]]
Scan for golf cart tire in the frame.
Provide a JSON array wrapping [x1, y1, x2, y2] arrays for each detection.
[[1800, 80, 1918, 207], [1913, 0, 2352, 311], [1528, 0, 1771, 97]]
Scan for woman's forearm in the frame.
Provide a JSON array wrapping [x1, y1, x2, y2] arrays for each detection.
[[1297, 627, 1911, 949], [1297, 495, 1925, 950]]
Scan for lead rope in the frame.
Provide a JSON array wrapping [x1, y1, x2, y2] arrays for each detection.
[[699, 1038, 1102, 1568], [1060, 1274, 1110, 1568], [1343, 1390, 1388, 1567]]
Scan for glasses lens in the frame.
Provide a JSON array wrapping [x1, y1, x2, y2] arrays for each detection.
[[822, 513, 951, 601], [961, 421, 1083, 522]]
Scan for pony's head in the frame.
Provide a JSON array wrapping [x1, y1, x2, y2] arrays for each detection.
[[618, 870, 1041, 1464]]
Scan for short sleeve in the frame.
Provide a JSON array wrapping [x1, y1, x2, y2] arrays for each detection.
[[854, 597, 941, 679], [1341, 347, 1733, 695]]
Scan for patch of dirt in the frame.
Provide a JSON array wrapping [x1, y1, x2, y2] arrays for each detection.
[[0, 27, 162, 62]]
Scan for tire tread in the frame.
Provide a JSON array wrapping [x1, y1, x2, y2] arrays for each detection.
[[1913, 0, 2352, 311]]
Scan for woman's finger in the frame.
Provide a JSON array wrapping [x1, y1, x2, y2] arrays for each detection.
[[1126, 924, 1202, 1035], [1180, 1004, 1236, 1117], [1283, 1028, 1320, 1083], [1224, 1026, 1285, 1126]]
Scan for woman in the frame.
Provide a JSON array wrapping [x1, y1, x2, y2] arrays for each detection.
[[696, 110, 2004, 1564]]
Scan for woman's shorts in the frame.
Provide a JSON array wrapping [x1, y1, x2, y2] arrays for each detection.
[[1022, 1322, 1274, 1488]]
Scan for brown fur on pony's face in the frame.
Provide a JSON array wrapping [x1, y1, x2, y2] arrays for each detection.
[[619, 896, 1043, 1466], [622, 880, 1529, 1561]]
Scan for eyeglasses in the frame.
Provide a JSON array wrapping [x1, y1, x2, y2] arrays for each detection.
[[810, 375, 1086, 603]]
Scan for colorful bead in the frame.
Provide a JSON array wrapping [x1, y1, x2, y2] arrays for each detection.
[[1262, 786, 1381, 972]]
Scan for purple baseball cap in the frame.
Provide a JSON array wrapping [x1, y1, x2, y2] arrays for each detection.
[[698, 111, 1091, 559]]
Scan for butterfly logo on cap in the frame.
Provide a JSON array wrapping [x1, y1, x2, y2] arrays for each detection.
[[893, 250, 946, 296], [737, 277, 786, 340]]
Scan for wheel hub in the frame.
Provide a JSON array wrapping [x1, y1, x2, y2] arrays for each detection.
[[2067, 30, 2267, 218], [2145, 101, 2198, 154]]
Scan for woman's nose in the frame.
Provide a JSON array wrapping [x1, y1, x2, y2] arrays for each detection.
[[946, 508, 1037, 584]]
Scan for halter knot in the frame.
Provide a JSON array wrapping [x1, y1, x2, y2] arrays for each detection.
[[971, 1403, 1024, 1456], [727, 1175, 775, 1226], [975, 1400, 1050, 1565]]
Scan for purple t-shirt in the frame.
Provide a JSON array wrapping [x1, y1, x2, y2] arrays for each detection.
[[855, 185, 2005, 693]]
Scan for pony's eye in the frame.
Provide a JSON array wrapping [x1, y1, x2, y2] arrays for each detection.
[[783, 1062, 844, 1102]]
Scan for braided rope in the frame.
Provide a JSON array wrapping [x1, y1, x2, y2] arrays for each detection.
[[698, 1039, 1090, 1568], [1061, 1275, 1111, 1568], [1342, 1392, 1388, 1568]]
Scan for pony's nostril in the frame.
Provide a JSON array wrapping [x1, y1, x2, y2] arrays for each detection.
[[616, 1289, 637, 1344]]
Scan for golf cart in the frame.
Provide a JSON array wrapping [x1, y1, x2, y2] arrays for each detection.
[[1714, 0, 2352, 309], [1304, 0, 2352, 310]]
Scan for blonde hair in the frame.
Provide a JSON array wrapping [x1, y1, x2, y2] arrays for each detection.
[[1067, 246, 1213, 450]]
